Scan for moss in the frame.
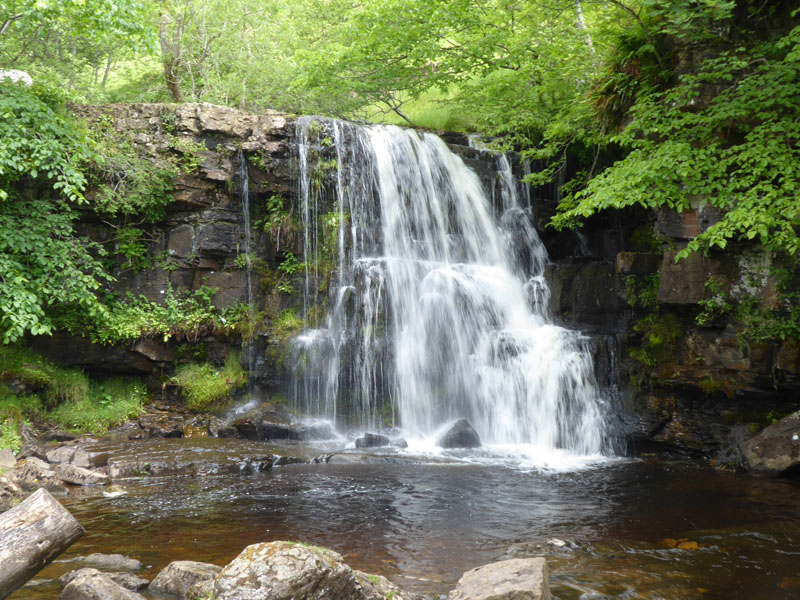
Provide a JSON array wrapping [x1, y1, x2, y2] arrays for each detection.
[[171, 352, 248, 412], [47, 377, 146, 433]]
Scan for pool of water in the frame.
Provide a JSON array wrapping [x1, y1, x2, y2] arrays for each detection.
[[12, 440, 800, 599]]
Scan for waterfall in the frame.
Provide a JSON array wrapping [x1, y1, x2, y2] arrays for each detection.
[[291, 118, 608, 456]]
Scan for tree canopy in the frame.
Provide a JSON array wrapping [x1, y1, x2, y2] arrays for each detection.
[[0, 0, 799, 342]]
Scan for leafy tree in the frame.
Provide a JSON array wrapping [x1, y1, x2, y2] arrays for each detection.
[[0, 82, 110, 343]]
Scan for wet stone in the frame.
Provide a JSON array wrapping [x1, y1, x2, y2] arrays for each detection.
[[149, 560, 221, 598], [59, 570, 144, 600], [437, 419, 482, 449]]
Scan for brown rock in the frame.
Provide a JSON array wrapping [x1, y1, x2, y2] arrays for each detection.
[[148, 560, 221, 598]]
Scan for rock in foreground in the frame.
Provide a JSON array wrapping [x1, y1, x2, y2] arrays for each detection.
[[213, 541, 414, 600], [448, 557, 551, 600], [148, 560, 221, 597], [59, 569, 143, 600], [437, 419, 481, 449]]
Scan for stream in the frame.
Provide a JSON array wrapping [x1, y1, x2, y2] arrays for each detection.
[[12, 437, 800, 600]]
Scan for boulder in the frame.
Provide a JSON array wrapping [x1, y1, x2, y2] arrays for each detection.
[[54, 464, 110, 487], [0, 476, 24, 512], [742, 410, 800, 476], [355, 433, 391, 448], [8, 457, 69, 494], [186, 578, 215, 600], [149, 560, 221, 598], [59, 570, 144, 600], [213, 541, 413, 600], [46, 446, 93, 468], [448, 558, 551, 600], [17, 424, 46, 460], [437, 419, 482, 449], [233, 404, 297, 441], [59, 568, 149, 592]]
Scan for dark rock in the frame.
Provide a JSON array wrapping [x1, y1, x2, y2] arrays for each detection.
[[205, 270, 248, 308], [167, 225, 195, 258], [296, 421, 335, 441], [42, 431, 77, 443], [657, 251, 737, 305], [196, 223, 237, 258], [133, 339, 174, 363], [615, 252, 661, 275], [232, 404, 297, 441], [355, 433, 391, 448], [213, 541, 414, 600], [138, 414, 185, 438], [391, 438, 409, 449], [59, 570, 144, 600], [448, 558, 551, 600], [437, 419, 482, 449], [17, 424, 46, 460], [46, 446, 93, 469], [742, 410, 800, 476], [148, 560, 221, 598]]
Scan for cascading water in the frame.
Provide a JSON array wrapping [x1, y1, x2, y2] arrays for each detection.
[[291, 118, 608, 457]]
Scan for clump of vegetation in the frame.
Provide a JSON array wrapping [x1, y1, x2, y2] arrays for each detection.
[[0, 346, 147, 442], [171, 352, 247, 412], [272, 309, 304, 340], [629, 312, 683, 369], [57, 285, 247, 344], [47, 378, 146, 433]]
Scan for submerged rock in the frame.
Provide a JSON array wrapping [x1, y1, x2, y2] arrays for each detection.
[[148, 560, 221, 598], [448, 557, 551, 600], [79, 553, 143, 571], [437, 419, 482, 449], [742, 410, 800, 476], [59, 570, 144, 600], [213, 541, 414, 600]]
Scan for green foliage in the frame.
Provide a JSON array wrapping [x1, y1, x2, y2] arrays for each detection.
[[0, 82, 112, 343], [629, 312, 683, 368], [272, 309, 303, 340], [47, 377, 146, 433], [553, 23, 800, 259], [625, 274, 659, 309], [277, 252, 305, 295], [171, 352, 247, 412], [0, 345, 88, 406], [84, 286, 245, 344]]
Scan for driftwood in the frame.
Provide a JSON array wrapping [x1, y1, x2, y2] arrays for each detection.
[[0, 488, 85, 599]]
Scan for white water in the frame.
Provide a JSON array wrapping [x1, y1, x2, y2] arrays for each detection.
[[292, 119, 608, 457]]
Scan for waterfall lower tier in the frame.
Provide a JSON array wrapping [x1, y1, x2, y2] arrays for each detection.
[[290, 118, 608, 456]]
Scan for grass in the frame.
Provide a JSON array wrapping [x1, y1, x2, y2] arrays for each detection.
[[0, 345, 147, 448], [48, 378, 146, 433], [171, 352, 248, 412]]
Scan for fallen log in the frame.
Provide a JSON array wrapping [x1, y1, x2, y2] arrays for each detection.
[[0, 488, 85, 599]]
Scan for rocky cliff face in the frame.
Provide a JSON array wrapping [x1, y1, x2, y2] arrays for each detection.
[[33, 103, 800, 466]]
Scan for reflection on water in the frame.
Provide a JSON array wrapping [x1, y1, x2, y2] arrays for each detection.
[[11, 447, 800, 600]]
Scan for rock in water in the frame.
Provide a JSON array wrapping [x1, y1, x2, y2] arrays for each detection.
[[148, 560, 221, 597], [742, 410, 800, 476], [59, 568, 148, 592], [355, 433, 391, 448], [213, 541, 414, 600], [448, 558, 551, 600], [59, 570, 144, 600], [437, 419, 482, 449]]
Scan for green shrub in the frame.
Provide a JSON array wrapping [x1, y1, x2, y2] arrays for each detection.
[[172, 352, 247, 412], [0, 345, 89, 406], [47, 377, 146, 433]]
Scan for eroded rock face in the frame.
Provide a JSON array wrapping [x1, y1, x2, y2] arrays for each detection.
[[448, 558, 551, 600], [437, 419, 482, 449], [213, 541, 413, 600], [742, 411, 800, 476], [148, 560, 221, 598]]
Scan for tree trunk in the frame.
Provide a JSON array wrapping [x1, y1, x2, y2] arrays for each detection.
[[0, 488, 85, 599], [159, 1, 185, 102]]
